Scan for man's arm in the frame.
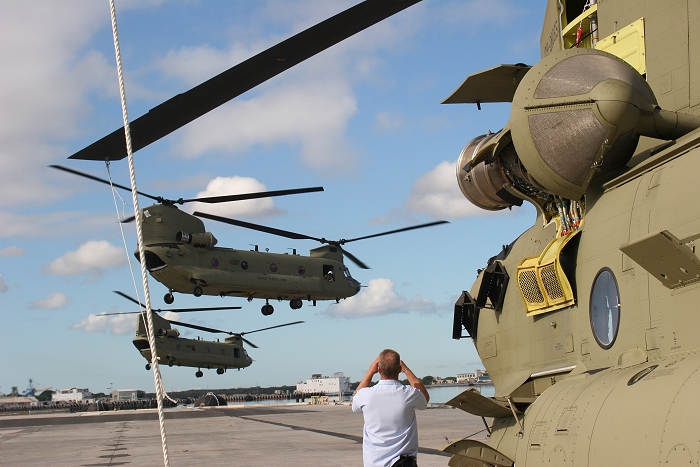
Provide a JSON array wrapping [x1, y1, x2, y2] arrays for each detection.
[[401, 360, 429, 402], [355, 357, 379, 393]]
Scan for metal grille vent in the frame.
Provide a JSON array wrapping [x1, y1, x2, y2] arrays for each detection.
[[540, 263, 564, 300], [533, 54, 656, 103], [528, 109, 607, 186], [518, 269, 545, 305]]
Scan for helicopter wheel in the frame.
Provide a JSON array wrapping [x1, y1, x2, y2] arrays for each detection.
[[164, 293, 174, 304], [145, 363, 151, 370], [261, 304, 274, 316], [290, 298, 303, 310], [216, 367, 225, 375], [195, 370, 203, 378], [168, 359, 174, 367], [193, 286, 203, 297]]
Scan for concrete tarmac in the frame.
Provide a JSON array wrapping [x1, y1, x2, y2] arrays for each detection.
[[0, 403, 487, 466]]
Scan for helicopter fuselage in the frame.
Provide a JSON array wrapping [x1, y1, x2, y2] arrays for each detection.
[[135, 204, 361, 308], [133, 313, 253, 376]]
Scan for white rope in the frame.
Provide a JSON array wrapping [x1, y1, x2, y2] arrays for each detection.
[[107, 2, 171, 466]]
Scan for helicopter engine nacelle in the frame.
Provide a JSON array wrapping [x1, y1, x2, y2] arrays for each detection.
[[176, 231, 218, 249], [456, 48, 700, 206], [157, 328, 180, 338]]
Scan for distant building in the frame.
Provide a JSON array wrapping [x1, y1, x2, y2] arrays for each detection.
[[296, 372, 350, 394], [0, 396, 38, 407], [53, 388, 92, 402], [112, 389, 138, 401], [455, 369, 491, 384]]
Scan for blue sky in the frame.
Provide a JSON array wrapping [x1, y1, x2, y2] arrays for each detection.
[[0, 0, 545, 394]]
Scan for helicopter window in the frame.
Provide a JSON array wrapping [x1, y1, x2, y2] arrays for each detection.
[[590, 268, 620, 349], [343, 268, 351, 278], [206, 347, 211, 353], [270, 263, 278, 272], [298, 266, 306, 275], [323, 265, 335, 281], [234, 348, 240, 358], [220, 349, 225, 355], [241, 261, 248, 270]]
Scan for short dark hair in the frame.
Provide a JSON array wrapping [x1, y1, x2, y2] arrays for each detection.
[[378, 349, 400, 378]]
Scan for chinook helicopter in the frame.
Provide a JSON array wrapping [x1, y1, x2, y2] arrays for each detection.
[[102, 291, 302, 378], [444, 1, 700, 466], [51, 164, 446, 315], [61, 0, 442, 316]]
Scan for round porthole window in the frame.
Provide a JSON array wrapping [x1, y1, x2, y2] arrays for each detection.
[[241, 261, 248, 270], [590, 268, 620, 349]]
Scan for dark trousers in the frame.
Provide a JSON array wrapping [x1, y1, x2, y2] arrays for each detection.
[[391, 455, 417, 467]]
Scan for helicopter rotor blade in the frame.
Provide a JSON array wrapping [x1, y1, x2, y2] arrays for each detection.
[[113, 291, 241, 313], [239, 337, 258, 349], [239, 320, 305, 336], [50, 165, 161, 202], [113, 290, 143, 307], [182, 186, 324, 204], [339, 220, 449, 244], [165, 319, 233, 335], [68, 0, 421, 161], [339, 247, 370, 269], [194, 212, 325, 242], [98, 307, 240, 316]]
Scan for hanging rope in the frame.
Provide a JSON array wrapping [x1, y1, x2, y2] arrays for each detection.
[[107, 1, 171, 466]]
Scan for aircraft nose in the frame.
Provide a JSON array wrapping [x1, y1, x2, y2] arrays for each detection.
[[353, 279, 361, 293]]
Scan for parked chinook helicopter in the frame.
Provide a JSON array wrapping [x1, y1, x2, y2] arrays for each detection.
[[444, 1, 700, 466], [51, 164, 446, 315], [102, 291, 302, 378]]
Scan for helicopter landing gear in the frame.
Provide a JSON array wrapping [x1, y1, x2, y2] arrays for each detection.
[[261, 300, 274, 316], [216, 367, 225, 375], [164, 292, 174, 304], [193, 285, 203, 297], [290, 298, 303, 310], [145, 363, 151, 370], [195, 369, 203, 378], [168, 359, 174, 367]]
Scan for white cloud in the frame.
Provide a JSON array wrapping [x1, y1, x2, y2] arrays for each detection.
[[177, 77, 358, 173], [185, 176, 283, 218], [406, 160, 485, 218], [153, 1, 424, 174], [0, 2, 116, 207], [30, 292, 68, 309], [44, 240, 126, 276], [0, 211, 120, 239], [71, 310, 181, 336], [325, 278, 434, 318], [71, 313, 135, 336], [0, 274, 7, 293], [0, 246, 26, 257]]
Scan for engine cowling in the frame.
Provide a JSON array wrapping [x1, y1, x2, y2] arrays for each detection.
[[456, 48, 700, 207], [176, 231, 218, 249]]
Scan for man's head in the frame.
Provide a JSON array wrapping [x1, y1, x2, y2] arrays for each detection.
[[378, 349, 401, 379]]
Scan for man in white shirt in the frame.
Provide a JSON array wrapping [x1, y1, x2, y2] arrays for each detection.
[[351, 349, 430, 467]]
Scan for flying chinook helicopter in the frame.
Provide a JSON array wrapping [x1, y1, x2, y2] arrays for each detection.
[[51, 164, 446, 315], [443, 1, 700, 467], [102, 291, 302, 378]]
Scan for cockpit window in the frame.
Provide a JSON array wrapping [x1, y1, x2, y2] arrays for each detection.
[[343, 268, 351, 278], [590, 268, 620, 349]]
